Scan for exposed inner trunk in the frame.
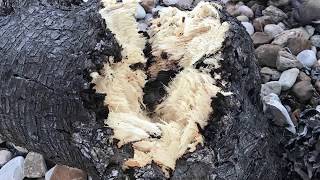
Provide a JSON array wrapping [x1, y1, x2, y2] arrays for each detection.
[[91, 0, 230, 175], [0, 0, 288, 179]]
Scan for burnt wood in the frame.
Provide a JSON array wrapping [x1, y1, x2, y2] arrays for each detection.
[[0, 0, 288, 179]]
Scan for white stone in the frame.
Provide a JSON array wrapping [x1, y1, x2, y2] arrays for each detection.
[[312, 46, 317, 54], [45, 166, 56, 180], [238, 5, 254, 18], [236, 15, 249, 22], [278, 68, 299, 91], [260, 81, 282, 97], [152, 5, 164, 14], [264, 24, 284, 38], [263, 93, 296, 134], [277, 22, 286, 30], [297, 50, 317, 68], [241, 22, 254, 35], [24, 152, 47, 178], [316, 105, 320, 112], [0, 150, 12, 167], [311, 35, 320, 48], [136, 3, 146, 19], [305, 25, 315, 37], [0, 156, 24, 180]]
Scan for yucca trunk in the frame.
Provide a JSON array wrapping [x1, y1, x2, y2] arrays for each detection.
[[0, 0, 287, 179]]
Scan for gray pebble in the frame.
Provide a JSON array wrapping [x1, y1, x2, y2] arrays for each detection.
[[297, 50, 317, 67], [278, 68, 299, 91]]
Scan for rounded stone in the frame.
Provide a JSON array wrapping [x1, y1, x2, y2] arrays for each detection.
[[278, 68, 299, 91], [253, 16, 274, 32], [24, 152, 47, 178], [297, 50, 317, 68], [255, 44, 282, 68], [276, 50, 303, 71], [277, 22, 286, 30], [236, 15, 249, 22], [287, 37, 312, 55], [260, 81, 282, 97], [238, 5, 254, 18], [252, 32, 273, 46], [0, 156, 24, 180], [305, 25, 315, 37], [311, 35, 320, 48], [272, 28, 310, 47], [262, 5, 287, 23], [136, 3, 146, 19], [50, 165, 87, 180], [260, 67, 281, 82], [297, 71, 311, 82], [241, 22, 254, 35], [264, 24, 284, 38], [292, 81, 314, 103], [141, 0, 155, 13], [0, 150, 12, 167]]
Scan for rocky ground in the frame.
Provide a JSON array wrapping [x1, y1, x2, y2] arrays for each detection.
[[0, 140, 89, 180], [0, 0, 319, 179], [225, 0, 320, 179]]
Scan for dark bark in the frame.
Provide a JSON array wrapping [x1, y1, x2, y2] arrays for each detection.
[[169, 13, 288, 180], [0, 0, 287, 179], [0, 0, 127, 179]]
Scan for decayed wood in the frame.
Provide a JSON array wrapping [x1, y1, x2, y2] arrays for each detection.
[[0, 0, 287, 179]]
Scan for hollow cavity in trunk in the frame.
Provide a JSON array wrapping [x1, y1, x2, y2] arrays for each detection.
[[92, 0, 229, 175]]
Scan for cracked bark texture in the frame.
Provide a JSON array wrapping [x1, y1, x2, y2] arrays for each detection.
[[0, 0, 287, 179]]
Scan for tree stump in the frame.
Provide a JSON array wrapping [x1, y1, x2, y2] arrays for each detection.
[[0, 0, 286, 179]]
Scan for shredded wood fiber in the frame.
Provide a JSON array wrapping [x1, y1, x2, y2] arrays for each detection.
[[93, 0, 229, 175]]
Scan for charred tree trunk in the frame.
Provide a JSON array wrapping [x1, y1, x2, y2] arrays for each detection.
[[0, 0, 287, 179]]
